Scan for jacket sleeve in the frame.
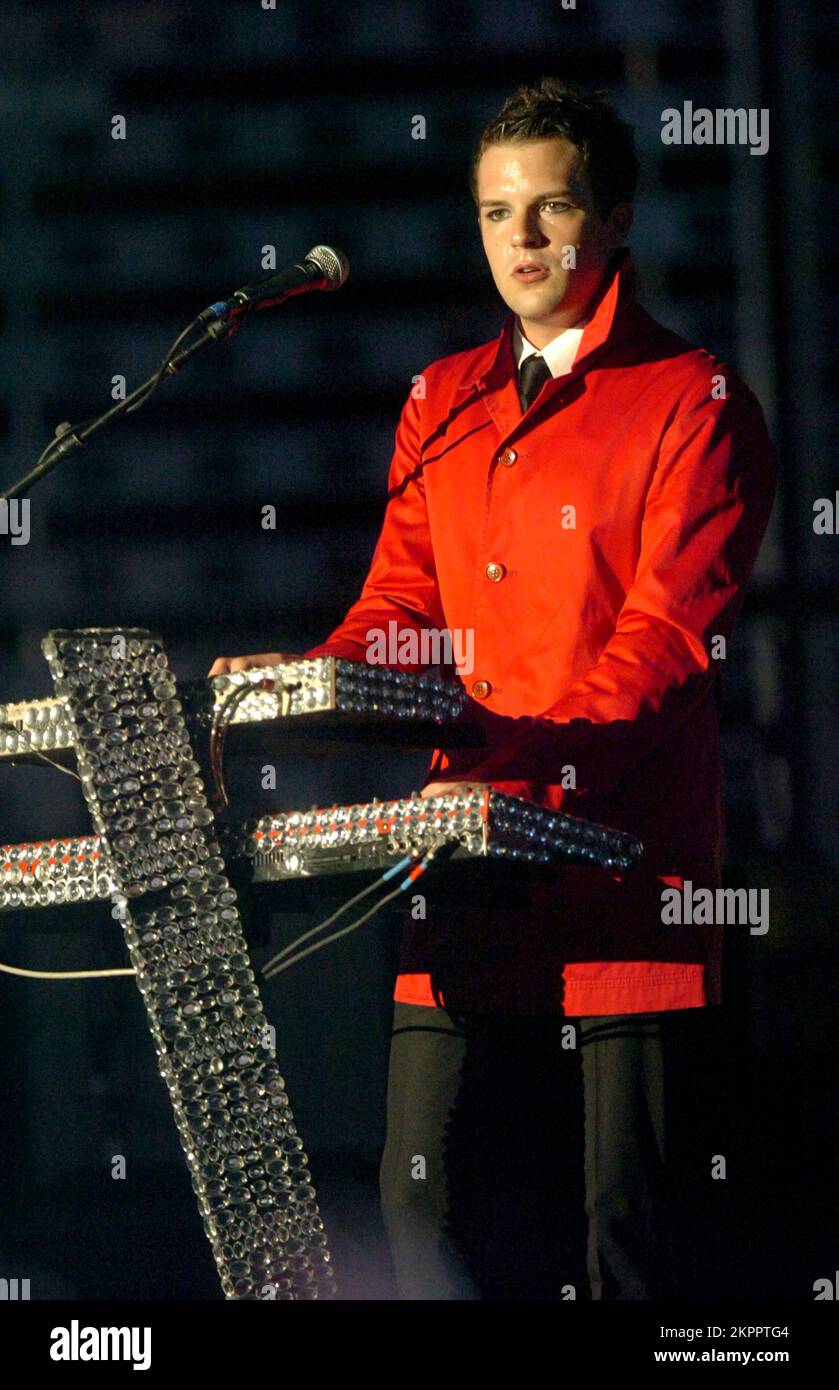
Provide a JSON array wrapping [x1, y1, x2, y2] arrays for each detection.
[[303, 383, 446, 663], [440, 375, 779, 798]]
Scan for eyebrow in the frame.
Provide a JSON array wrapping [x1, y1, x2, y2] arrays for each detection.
[[478, 189, 576, 207]]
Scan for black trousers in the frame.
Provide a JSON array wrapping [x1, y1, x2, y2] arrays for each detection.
[[379, 1001, 723, 1300]]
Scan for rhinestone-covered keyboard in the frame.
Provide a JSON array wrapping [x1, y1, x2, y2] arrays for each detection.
[[0, 791, 642, 911], [0, 657, 468, 760]]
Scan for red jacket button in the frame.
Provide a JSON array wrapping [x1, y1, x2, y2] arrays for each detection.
[[485, 562, 505, 582], [471, 679, 492, 699], [498, 448, 517, 467]]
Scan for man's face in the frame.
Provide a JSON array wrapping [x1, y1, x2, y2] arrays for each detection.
[[476, 137, 632, 347]]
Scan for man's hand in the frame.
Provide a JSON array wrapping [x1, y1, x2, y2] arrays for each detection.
[[208, 652, 302, 677], [420, 781, 491, 799]]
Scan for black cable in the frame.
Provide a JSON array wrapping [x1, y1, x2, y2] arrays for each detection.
[[262, 848, 439, 981], [260, 856, 414, 977]]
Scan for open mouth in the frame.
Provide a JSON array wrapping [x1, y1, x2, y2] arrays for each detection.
[[512, 263, 549, 282]]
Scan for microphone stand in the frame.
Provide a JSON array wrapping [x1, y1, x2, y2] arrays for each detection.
[[0, 312, 244, 503]]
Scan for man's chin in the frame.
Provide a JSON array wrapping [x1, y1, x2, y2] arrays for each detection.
[[502, 286, 570, 322]]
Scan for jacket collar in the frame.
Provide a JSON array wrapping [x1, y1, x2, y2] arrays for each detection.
[[464, 247, 637, 440]]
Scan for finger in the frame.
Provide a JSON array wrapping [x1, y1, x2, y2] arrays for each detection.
[[207, 657, 231, 676], [420, 782, 457, 798], [229, 655, 276, 673]]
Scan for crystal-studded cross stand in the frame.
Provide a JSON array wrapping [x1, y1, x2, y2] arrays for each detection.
[[43, 627, 336, 1300]]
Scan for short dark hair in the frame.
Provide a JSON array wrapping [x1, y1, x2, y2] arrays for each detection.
[[470, 77, 638, 219]]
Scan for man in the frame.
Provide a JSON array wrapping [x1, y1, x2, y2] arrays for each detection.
[[210, 78, 778, 1299]]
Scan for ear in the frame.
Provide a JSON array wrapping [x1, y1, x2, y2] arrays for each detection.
[[608, 201, 634, 243]]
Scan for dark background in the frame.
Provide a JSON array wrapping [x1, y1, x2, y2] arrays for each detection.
[[0, 0, 836, 1301]]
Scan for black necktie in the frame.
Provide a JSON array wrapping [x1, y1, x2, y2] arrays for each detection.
[[518, 352, 552, 413]]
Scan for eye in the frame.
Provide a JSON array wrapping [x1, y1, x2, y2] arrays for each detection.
[[542, 201, 571, 214], [485, 208, 508, 221]]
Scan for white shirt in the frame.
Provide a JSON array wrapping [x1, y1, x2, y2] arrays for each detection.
[[513, 318, 586, 378]]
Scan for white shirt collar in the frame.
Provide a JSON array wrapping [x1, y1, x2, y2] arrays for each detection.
[[513, 317, 586, 378]]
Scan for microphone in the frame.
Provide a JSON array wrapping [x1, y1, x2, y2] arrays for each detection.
[[200, 245, 349, 324]]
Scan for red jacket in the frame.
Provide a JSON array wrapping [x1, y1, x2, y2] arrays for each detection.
[[305, 249, 778, 1016]]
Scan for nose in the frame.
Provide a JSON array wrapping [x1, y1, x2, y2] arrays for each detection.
[[509, 207, 547, 247]]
